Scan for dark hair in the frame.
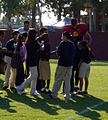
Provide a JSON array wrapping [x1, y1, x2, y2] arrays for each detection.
[[79, 40, 88, 48], [24, 20, 29, 24], [12, 31, 19, 36], [71, 18, 78, 26], [26, 29, 37, 48], [0, 31, 4, 36], [63, 31, 71, 39], [41, 33, 49, 42], [39, 27, 48, 34]]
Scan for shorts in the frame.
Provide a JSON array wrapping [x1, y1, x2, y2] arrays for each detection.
[[79, 62, 90, 78], [39, 60, 50, 80]]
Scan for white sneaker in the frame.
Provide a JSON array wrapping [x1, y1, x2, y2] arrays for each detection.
[[16, 86, 23, 95], [30, 91, 40, 96], [22, 90, 28, 94]]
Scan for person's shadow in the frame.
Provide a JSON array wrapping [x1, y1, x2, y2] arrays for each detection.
[[0, 94, 16, 113], [41, 93, 108, 120], [5, 90, 59, 115]]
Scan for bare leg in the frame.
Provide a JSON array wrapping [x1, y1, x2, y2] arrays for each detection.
[[79, 78, 83, 91], [85, 77, 88, 91]]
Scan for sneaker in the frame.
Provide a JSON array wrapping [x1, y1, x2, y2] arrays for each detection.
[[16, 86, 23, 95], [0, 91, 3, 94], [45, 89, 51, 94], [22, 90, 28, 94], [60, 92, 65, 95], [10, 87, 17, 93], [76, 90, 83, 95], [64, 94, 71, 100], [3, 86, 8, 90], [74, 87, 79, 92], [83, 91, 88, 94], [30, 91, 40, 96], [41, 88, 46, 93]]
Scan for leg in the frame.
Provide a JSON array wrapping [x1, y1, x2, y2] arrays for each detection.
[[3, 56, 11, 88], [51, 66, 66, 98], [64, 67, 72, 100], [85, 77, 88, 91], [79, 78, 83, 91], [15, 63, 24, 86], [10, 67, 17, 88], [70, 68, 74, 92]]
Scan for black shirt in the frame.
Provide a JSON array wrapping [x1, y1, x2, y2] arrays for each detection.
[[80, 48, 94, 64], [5, 39, 16, 57], [26, 40, 41, 67], [40, 41, 50, 61], [57, 40, 75, 67]]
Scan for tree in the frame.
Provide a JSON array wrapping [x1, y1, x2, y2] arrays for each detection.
[[0, 0, 28, 29]]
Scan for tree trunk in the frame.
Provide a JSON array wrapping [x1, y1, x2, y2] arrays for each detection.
[[57, 1, 62, 21], [32, 0, 36, 28], [37, 0, 43, 27]]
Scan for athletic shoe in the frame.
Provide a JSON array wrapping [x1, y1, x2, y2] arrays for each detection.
[[30, 91, 40, 96], [83, 91, 88, 94], [45, 89, 51, 94], [64, 94, 71, 100], [76, 90, 83, 95], [10, 87, 17, 93], [3, 86, 8, 90], [74, 87, 79, 92], [16, 86, 23, 95], [41, 88, 46, 93], [22, 90, 28, 94], [60, 91, 65, 95]]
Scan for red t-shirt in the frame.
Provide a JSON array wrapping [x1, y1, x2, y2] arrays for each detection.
[[62, 23, 88, 37]]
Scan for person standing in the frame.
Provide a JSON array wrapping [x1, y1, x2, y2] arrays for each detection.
[[50, 31, 75, 100], [18, 20, 30, 34], [36, 27, 48, 91], [77, 40, 94, 94], [3, 31, 19, 90], [62, 18, 92, 92], [15, 33, 27, 87], [16, 29, 43, 96], [39, 33, 51, 93]]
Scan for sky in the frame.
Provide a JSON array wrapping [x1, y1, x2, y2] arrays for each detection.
[[0, 8, 87, 27], [42, 10, 87, 26]]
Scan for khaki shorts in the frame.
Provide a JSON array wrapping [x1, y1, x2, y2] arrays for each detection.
[[39, 60, 50, 80], [79, 62, 90, 78]]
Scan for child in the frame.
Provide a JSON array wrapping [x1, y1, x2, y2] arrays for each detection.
[[77, 40, 94, 94], [3, 31, 19, 91], [50, 31, 75, 100], [16, 29, 43, 96], [39, 33, 51, 93]]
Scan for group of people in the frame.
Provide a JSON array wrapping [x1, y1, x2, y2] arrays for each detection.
[[0, 18, 94, 100]]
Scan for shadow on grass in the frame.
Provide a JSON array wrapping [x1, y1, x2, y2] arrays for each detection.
[[5, 90, 60, 115], [0, 91, 16, 113]]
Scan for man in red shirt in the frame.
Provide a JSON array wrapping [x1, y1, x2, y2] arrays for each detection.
[[62, 18, 92, 93], [62, 18, 92, 45]]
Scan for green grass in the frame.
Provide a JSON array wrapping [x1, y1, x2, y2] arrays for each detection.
[[0, 60, 108, 120]]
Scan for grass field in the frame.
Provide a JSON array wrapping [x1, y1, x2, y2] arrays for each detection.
[[0, 60, 108, 120]]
